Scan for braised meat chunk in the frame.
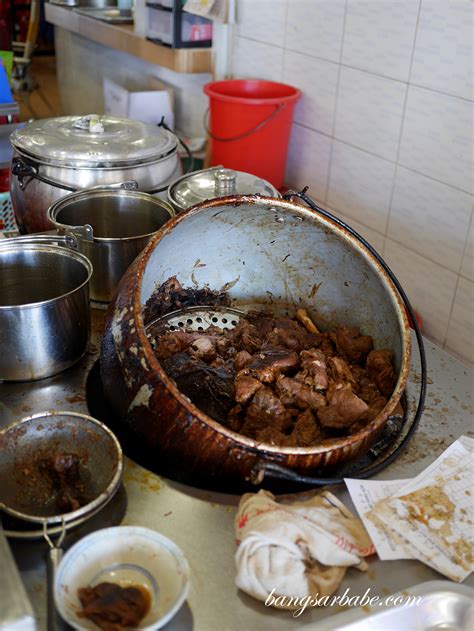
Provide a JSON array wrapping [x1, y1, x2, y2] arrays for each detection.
[[234, 374, 263, 404], [151, 306, 397, 447], [330, 326, 373, 363], [153, 329, 193, 360], [296, 349, 329, 390], [40, 452, 85, 513], [367, 349, 396, 396], [78, 582, 150, 631], [318, 385, 369, 430], [246, 348, 300, 383], [292, 409, 323, 446], [275, 376, 326, 410], [242, 387, 293, 437]]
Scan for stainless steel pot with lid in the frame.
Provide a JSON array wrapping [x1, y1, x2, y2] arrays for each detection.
[[10, 115, 182, 234], [167, 166, 280, 212], [47, 188, 174, 303], [0, 235, 92, 381]]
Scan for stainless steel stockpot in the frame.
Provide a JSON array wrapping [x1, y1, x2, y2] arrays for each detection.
[[0, 235, 92, 381], [10, 115, 181, 234], [47, 188, 174, 303]]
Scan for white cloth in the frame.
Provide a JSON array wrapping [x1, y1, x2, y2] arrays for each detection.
[[235, 489, 374, 606]]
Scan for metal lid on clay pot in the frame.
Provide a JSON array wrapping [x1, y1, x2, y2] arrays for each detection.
[[10, 115, 177, 168], [167, 167, 280, 212]]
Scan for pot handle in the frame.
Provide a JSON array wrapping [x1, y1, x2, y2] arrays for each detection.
[[12, 157, 139, 193], [12, 157, 77, 192], [43, 520, 65, 631], [0, 234, 78, 249], [86, 180, 139, 191], [247, 187, 427, 487], [149, 118, 194, 193]]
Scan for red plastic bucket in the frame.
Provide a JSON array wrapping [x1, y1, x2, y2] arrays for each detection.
[[203, 80, 300, 190]]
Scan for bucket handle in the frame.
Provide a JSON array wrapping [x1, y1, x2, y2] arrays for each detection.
[[203, 103, 285, 142], [248, 187, 427, 487]]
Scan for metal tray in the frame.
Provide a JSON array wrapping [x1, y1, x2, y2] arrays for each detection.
[[311, 581, 474, 631], [73, 7, 133, 23]]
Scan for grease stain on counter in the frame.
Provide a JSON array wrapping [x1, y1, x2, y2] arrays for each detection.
[[123, 459, 162, 493]]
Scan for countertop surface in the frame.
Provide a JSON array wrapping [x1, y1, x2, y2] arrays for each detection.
[[44, 3, 213, 74], [1, 307, 473, 630]]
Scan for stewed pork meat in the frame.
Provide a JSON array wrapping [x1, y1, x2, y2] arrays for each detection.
[[151, 308, 397, 447]]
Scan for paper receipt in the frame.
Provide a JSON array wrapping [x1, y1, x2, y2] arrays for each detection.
[[346, 435, 474, 581]]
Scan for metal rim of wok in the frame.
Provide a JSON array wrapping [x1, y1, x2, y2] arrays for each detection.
[[130, 195, 413, 465], [249, 188, 425, 485], [0, 411, 124, 525]]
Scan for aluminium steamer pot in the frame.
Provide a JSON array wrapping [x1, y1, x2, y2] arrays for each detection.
[[9, 115, 181, 234], [47, 188, 174, 303], [100, 195, 411, 486], [0, 235, 92, 381]]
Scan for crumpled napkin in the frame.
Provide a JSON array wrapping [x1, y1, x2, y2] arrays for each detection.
[[235, 489, 374, 607]]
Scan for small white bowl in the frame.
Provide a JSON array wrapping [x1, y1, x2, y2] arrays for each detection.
[[54, 526, 190, 630]]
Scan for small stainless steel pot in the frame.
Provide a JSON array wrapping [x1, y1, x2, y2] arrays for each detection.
[[0, 235, 92, 382], [47, 188, 174, 302], [167, 166, 280, 213]]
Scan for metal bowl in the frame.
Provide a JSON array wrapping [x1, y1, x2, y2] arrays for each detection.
[[0, 411, 123, 524]]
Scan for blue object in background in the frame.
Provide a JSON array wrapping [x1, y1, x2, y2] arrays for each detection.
[[0, 60, 13, 104]]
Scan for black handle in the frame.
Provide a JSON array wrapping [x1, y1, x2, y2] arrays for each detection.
[[249, 187, 427, 487], [157, 118, 194, 186], [12, 157, 77, 192]]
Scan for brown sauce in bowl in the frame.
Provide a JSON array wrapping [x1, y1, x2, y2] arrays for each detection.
[[77, 582, 151, 631]]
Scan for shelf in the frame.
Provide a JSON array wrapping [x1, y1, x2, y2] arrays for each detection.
[[45, 3, 213, 74]]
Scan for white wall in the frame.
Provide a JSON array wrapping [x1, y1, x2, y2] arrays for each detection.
[[231, 0, 473, 366], [54, 28, 212, 137]]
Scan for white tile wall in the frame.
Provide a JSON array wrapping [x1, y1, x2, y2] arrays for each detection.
[[285, 0, 346, 63], [384, 239, 458, 343], [399, 86, 473, 193], [411, 0, 474, 101], [286, 123, 332, 203], [232, 37, 283, 82], [229, 0, 474, 364], [335, 67, 407, 161], [283, 51, 338, 135], [236, 0, 287, 47], [445, 278, 474, 366], [342, 0, 420, 82], [327, 141, 395, 233], [388, 168, 472, 272], [460, 213, 474, 282]]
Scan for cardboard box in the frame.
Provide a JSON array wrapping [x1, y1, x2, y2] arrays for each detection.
[[103, 77, 175, 128]]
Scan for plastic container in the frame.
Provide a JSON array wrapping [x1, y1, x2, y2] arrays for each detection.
[[203, 80, 300, 189]]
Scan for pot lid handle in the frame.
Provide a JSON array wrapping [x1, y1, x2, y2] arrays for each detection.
[[73, 115, 105, 133], [214, 168, 236, 195]]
